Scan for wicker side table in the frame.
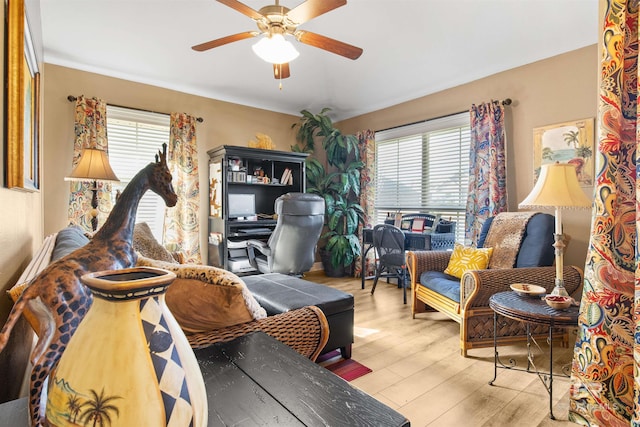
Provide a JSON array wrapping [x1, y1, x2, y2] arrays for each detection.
[[488, 291, 579, 420]]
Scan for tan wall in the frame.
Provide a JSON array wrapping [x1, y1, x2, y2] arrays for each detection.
[[339, 45, 598, 269], [1, 29, 597, 400], [43, 64, 300, 261], [0, 2, 43, 402], [44, 46, 597, 270]]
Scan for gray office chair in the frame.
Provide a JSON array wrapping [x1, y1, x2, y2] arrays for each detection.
[[247, 193, 325, 275]]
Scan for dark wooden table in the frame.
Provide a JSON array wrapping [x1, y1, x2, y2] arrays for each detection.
[[0, 331, 410, 427], [488, 291, 579, 420]]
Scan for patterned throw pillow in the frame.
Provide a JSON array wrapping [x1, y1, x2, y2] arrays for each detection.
[[133, 222, 177, 264], [443, 243, 494, 279], [137, 256, 267, 333]]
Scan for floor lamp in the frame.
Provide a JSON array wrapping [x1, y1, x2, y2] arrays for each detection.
[[518, 162, 591, 296], [65, 148, 119, 231]]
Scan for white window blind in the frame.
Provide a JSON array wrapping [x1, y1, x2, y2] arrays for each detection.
[[106, 106, 170, 242], [374, 113, 470, 241]]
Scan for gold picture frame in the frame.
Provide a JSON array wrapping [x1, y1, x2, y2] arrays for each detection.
[[6, 0, 40, 190], [533, 118, 594, 187]]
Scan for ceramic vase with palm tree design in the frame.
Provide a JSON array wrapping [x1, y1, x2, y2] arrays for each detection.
[[45, 267, 207, 426]]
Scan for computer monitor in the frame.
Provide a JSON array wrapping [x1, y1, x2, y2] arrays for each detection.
[[228, 193, 256, 219]]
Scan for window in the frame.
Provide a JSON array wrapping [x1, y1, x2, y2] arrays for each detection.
[[106, 106, 170, 242], [374, 113, 470, 241]]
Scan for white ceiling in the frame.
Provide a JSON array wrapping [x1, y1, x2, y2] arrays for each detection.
[[38, 0, 598, 121]]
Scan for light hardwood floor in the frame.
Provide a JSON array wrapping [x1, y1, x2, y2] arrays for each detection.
[[305, 271, 578, 427]]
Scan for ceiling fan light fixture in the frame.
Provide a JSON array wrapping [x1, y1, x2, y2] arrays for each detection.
[[252, 33, 299, 64]]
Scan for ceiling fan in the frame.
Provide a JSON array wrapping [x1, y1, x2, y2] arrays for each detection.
[[192, 0, 363, 80]]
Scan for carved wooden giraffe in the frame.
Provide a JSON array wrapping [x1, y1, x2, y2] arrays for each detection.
[[0, 144, 177, 427]]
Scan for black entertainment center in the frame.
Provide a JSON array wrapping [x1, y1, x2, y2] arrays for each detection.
[[207, 145, 308, 274]]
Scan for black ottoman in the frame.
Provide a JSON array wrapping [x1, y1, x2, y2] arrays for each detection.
[[243, 273, 354, 359]]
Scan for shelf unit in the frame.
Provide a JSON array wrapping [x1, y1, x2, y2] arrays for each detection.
[[207, 145, 309, 273]]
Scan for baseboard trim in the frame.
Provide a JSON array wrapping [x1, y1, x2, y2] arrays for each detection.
[[310, 261, 323, 272]]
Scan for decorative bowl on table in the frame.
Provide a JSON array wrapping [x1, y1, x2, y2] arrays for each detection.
[[545, 295, 573, 310], [510, 283, 546, 297]]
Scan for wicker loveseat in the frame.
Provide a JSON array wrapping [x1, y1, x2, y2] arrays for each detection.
[[9, 226, 330, 361], [407, 212, 583, 356]]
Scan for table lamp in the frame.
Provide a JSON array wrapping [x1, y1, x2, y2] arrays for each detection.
[[518, 162, 591, 296], [65, 147, 119, 231]]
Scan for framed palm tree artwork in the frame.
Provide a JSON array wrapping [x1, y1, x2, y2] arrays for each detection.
[[533, 118, 595, 187]]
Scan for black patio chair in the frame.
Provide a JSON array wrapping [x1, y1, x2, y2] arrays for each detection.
[[371, 224, 409, 304]]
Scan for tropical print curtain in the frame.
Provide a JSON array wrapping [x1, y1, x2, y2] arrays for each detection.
[[353, 129, 376, 278], [569, 1, 637, 424], [164, 113, 201, 264], [465, 101, 507, 245], [68, 96, 113, 233]]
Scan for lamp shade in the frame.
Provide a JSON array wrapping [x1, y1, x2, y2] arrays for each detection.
[[65, 148, 120, 182], [252, 34, 299, 64], [519, 162, 591, 209]]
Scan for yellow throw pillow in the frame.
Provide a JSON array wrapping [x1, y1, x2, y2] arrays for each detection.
[[443, 244, 494, 279]]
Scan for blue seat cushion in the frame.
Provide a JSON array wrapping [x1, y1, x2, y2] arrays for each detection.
[[52, 226, 90, 261], [419, 271, 460, 303]]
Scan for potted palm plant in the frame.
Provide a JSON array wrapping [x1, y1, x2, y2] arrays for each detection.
[[292, 109, 364, 276]]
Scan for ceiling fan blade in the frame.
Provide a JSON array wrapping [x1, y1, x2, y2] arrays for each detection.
[[273, 63, 291, 79], [295, 31, 363, 60], [216, 0, 264, 20], [286, 0, 346, 25], [192, 31, 257, 52]]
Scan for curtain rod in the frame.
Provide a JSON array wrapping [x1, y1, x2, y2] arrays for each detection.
[[67, 95, 204, 123], [375, 98, 512, 134]]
